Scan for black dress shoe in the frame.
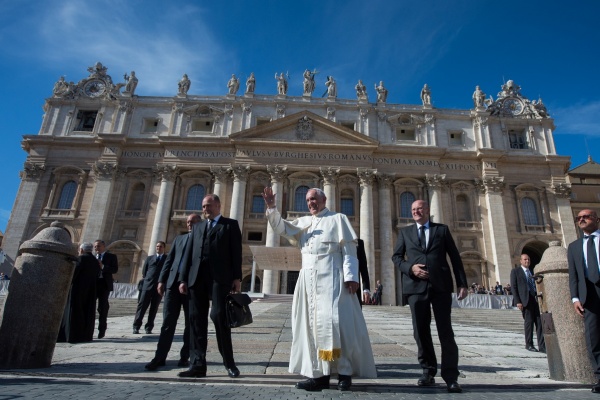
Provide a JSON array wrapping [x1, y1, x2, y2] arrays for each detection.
[[145, 328, 152, 334], [295, 376, 330, 391], [417, 373, 435, 386], [338, 375, 352, 391], [526, 346, 538, 352], [226, 366, 240, 378], [178, 368, 207, 378], [133, 328, 140, 334], [144, 359, 166, 371], [592, 380, 600, 393], [97, 331, 105, 339], [177, 359, 190, 367], [447, 381, 462, 393]]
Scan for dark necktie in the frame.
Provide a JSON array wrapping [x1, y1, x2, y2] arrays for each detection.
[[586, 234, 600, 283], [525, 269, 536, 295], [156, 254, 162, 263], [419, 225, 427, 250]]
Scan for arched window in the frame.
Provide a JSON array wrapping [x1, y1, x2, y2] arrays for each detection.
[[456, 194, 471, 221], [521, 197, 539, 225], [127, 183, 146, 211], [400, 191, 415, 218], [57, 180, 77, 209], [185, 184, 205, 210], [251, 195, 264, 213], [294, 186, 309, 212]]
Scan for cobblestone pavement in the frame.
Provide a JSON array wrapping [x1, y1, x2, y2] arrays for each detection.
[[1, 300, 597, 399]]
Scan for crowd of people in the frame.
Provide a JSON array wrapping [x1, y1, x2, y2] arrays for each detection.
[[23, 192, 597, 394]]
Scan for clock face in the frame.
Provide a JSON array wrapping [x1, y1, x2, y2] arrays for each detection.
[[503, 98, 524, 115], [84, 79, 106, 98]]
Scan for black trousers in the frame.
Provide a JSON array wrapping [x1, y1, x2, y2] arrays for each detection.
[[407, 285, 459, 383], [188, 281, 235, 369], [584, 280, 600, 378], [133, 289, 162, 330], [96, 282, 110, 333], [154, 285, 190, 362], [521, 293, 545, 351]]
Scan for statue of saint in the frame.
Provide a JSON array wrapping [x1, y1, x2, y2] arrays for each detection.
[[374, 81, 388, 103], [227, 74, 240, 95], [303, 69, 316, 95], [245, 72, 255, 94], [420, 84, 431, 106], [355, 80, 367, 101], [178, 74, 191, 95], [275, 72, 288, 95], [124, 71, 138, 95], [472, 85, 485, 108], [325, 76, 337, 98]]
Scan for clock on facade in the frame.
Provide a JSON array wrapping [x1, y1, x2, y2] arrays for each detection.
[[502, 98, 524, 115], [83, 79, 106, 98]]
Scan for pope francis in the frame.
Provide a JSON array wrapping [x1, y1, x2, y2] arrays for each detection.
[[262, 187, 377, 391]]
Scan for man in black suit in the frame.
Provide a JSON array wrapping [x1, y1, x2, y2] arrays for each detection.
[[133, 241, 167, 334], [392, 200, 468, 393], [568, 208, 600, 393], [178, 194, 242, 378], [94, 239, 119, 339], [510, 253, 545, 353], [145, 214, 201, 371], [357, 239, 371, 306]]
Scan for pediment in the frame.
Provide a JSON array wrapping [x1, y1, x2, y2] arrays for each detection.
[[230, 111, 379, 149]]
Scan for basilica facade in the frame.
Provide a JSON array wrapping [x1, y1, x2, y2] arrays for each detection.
[[1, 63, 576, 305]]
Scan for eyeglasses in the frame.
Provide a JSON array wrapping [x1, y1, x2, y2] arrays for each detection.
[[576, 214, 596, 222]]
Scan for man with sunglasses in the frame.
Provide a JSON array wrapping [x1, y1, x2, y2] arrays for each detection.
[[568, 209, 600, 393]]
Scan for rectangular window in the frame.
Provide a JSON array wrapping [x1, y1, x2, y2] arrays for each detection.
[[395, 127, 415, 141], [251, 195, 264, 213], [449, 131, 463, 146], [142, 118, 159, 133], [340, 198, 354, 216], [75, 110, 98, 131], [248, 232, 263, 241], [509, 129, 528, 149], [340, 121, 355, 130], [192, 118, 214, 132]]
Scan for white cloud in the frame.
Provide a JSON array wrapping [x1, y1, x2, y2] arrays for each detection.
[[553, 101, 600, 137]]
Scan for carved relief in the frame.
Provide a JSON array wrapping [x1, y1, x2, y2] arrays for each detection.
[[425, 173, 446, 189], [552, 182, 572, 199], [357, 168, 377, 186], [91, 162, 126, 181], [231, 165, 251, 182], [296, 116, 314, 141], [320, 167, 340, 185], [266, 165, 288, 183], [377, 173, 395, 189], [210, 166, 232, 184], [20, 162, 46, 180], [153, 164, 179, 181]]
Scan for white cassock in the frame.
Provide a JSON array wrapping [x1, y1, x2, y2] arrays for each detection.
[[266, 207, 377, 378]]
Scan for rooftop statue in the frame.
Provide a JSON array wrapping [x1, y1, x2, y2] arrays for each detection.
[[227, 74, 240, 95], [245, 72, 255, 94], [303, 69, 317, 96], [420, 84, 431, 106], [123, 71, 138, 95], [178, 74, 191, 96], [355, 80, 367, 101], [375, 81, 388, 103], [275, 72, 288, 95]]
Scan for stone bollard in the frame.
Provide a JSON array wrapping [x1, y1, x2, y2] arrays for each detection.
[[535, 240, 595, 383], [0, 221, 77, 369]]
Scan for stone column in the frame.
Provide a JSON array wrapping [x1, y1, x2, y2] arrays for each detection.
[[210, 166, 231, 202], [536, 241, 594, 383], [480, 176, 512, 284], [320, 167, 340, 212], [0, 222, 77, 369], [229, 165, 250, 231], [81, 162, 125, 243], [148, 164, 179, 256], [262, 165, 287, 294], [377, 173, 396, 305], [425, 173, 446, 223], [358, 168, 377, 286], [1, 163, 46, 270], [552, 182, 578, 246]]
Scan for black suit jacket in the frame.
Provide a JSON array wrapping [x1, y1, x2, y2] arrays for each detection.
[[357, 239, 370, 291], [98, 251, 119, 291], [392, 222, 467, 295], [141, 253, 166, 291], [180, 217, 242, 288], [568, 237, 593, 305], [159, 233, 191, 289], [510, 267, 533, 307]]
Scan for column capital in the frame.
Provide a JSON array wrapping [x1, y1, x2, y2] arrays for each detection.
[[19, 162, 46, 181], [320, 166, 340, 185], [210, 165, 232, 184], [475, 176, 505, 193], [266, 165, 288, 182], [425, 173, 446, 189], [231, 164, 251, 182], [552, 182, 572, 199], [153, 164, 179, 181], [377, 173, 395, 189], [357, 168, 377, 187], [91, 161, 126, 181]]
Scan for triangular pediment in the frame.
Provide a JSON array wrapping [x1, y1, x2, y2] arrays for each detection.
[[230, 111, 379, 149]]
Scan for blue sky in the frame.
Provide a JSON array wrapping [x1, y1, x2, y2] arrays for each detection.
[[1, 0, 599, 233]]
